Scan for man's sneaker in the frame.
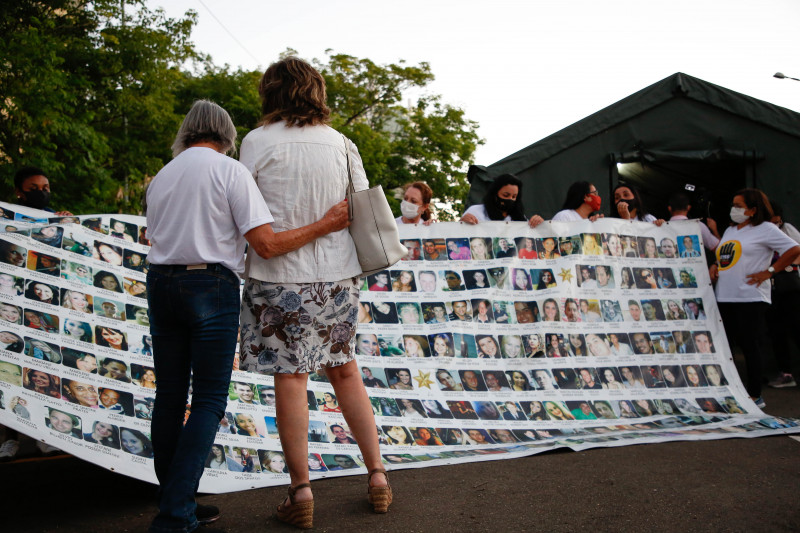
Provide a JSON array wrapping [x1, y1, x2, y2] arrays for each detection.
[[768, 373, 797, 389], [752, 396, 766, 409], [0, 439, 19, 461], [196, 504, 221, 525], [36, 441, 62, 456]]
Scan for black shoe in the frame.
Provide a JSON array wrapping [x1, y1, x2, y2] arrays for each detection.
[[196, 504, 221, 525]]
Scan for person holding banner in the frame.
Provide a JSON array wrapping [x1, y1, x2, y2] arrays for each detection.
[[145, 99, 350, 533], [710, 189, 800, 408], [396, 181, 434, 225], [460, 173, 544, 227], [238, 57, 390, 528], [612, 185, 663, 224], [552, 181, 603, 222]]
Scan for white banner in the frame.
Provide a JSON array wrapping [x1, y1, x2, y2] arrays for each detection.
[[0, 203, 796, 494]]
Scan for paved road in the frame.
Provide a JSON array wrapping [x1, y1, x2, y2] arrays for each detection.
[[2, 386, 798, 533]]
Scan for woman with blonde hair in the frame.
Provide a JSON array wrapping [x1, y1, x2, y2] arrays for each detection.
[[239, 57, 390, 526], [469, 238, 493, 260]]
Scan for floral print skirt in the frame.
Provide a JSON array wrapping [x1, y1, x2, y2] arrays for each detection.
[[239, 277, 360, 374]]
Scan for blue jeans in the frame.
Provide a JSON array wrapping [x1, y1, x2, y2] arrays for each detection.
[[147, 264, 240, 533]]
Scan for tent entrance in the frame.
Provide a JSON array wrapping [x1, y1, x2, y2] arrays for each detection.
[[609, 148, 763, 224]]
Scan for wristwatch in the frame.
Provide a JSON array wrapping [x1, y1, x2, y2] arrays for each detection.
[[767, 266, 775, 275]]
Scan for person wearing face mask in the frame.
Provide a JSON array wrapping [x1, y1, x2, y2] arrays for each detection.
[[12, 167, 73, 215], [611, 184, 663, 225], [552, 181, 604, 221], [667, 192, 719, 252], [765, 202, 800, 389], [395, 181, 434, 225], [460, 174, 543, 227], [710, 189, 800, 408]]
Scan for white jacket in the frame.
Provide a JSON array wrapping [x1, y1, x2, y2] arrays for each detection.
[[239, 122, 369, 282]]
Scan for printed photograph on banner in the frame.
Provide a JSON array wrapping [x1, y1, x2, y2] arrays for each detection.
[[109, 219, 137, 243], [385, 368, 413, 390], [468, 237, 493, 261], [446, 299, 472, 322], [390, 269, 417, 292], [123, 249, 147, 272], [370, 301, 398, 323], [486, 266, 508, 289], [677, 235, 702, 258], [62, 229, 93, 257], [402, 334, 430, 357], [440, 270, 466, 291], [421, 238, 447, 261], [445, 238, 471, 261], [360, 366, 388, 388], [427, 333, 455, 358], [683, 298, 707, 320], [521, 334, 545, 358], [452, 333, 477, 358], [493, 237, 516, 258]]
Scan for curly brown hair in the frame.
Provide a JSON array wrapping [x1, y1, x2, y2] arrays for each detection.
[[258, 57, 330, 127]]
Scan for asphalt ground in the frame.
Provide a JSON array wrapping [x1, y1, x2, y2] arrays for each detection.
[[2, 363, 799, 533]]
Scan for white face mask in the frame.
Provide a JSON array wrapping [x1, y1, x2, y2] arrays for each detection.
[[400, 200, 421, 220], [730, 206, 750, 223]]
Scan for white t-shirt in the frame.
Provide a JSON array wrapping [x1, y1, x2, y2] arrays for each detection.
[[552, 209, 583, 222], [715, 222, 798, 303], [146, 147, 274, 275], [463, 204, 511, 222]]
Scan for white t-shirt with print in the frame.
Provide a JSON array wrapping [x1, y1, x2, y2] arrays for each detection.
[[715, 222, 798, 303]]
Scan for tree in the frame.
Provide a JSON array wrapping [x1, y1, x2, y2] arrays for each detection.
[[0, 0, 198, 214], [317, 52, 482, 219]]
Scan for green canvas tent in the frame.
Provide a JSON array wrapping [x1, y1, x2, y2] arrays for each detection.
[[467, 73, 800, 224]]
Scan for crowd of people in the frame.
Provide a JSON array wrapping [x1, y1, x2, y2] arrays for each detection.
[[1, 54, 799, 533]]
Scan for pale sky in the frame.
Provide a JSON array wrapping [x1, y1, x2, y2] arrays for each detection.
[[157, 0, 800, 166]]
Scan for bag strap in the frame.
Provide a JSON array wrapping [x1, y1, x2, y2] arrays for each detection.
[[342, 134, 354, 221]]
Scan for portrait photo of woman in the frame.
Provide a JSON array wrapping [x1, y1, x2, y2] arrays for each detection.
[[61, 289, 93, 313], [62, 318, 93, 343], [95, 326, 128, 351], [84, 420, 121, 449], [94, 241, 123, 266], [94, 271, 123, 293], [120, 427, 154, 458], [24, 338, 62, 363], [59, 350, 96, 375], [469, 237, 494, 261], [24, 368, 61, 397], [25, 280, 59, 305], [428, 333, 455, 357], [390, 270, 416, 292], [464, 269, 490, 290]]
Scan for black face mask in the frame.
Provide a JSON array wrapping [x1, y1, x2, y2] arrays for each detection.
[[496, 196, 515, 212], [21, 190, 51, 210], [616, 198, 638, 214]]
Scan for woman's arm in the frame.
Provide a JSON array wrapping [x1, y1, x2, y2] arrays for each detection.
[[245, 201, 350, 260], [746, 245, 800, 287]]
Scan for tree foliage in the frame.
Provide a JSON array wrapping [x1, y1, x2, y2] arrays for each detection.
[[0, 3, 481, 218], [0, 0, 197, 214], [317, 52, 482, 219]]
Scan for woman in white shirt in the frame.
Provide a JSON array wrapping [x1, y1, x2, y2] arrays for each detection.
[[552, 181, 603, 222], [710, 189, 800, 407], [396, 181, 433, 225], [460, 174, 543, 227], [611, 184, 663, 224], [238, 57, 391, 524]]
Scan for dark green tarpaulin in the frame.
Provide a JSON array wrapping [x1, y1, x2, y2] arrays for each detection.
[[468, 73, 800, 223]]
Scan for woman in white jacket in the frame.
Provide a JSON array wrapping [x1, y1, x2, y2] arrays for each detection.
[[238, 57, 391, 528]]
